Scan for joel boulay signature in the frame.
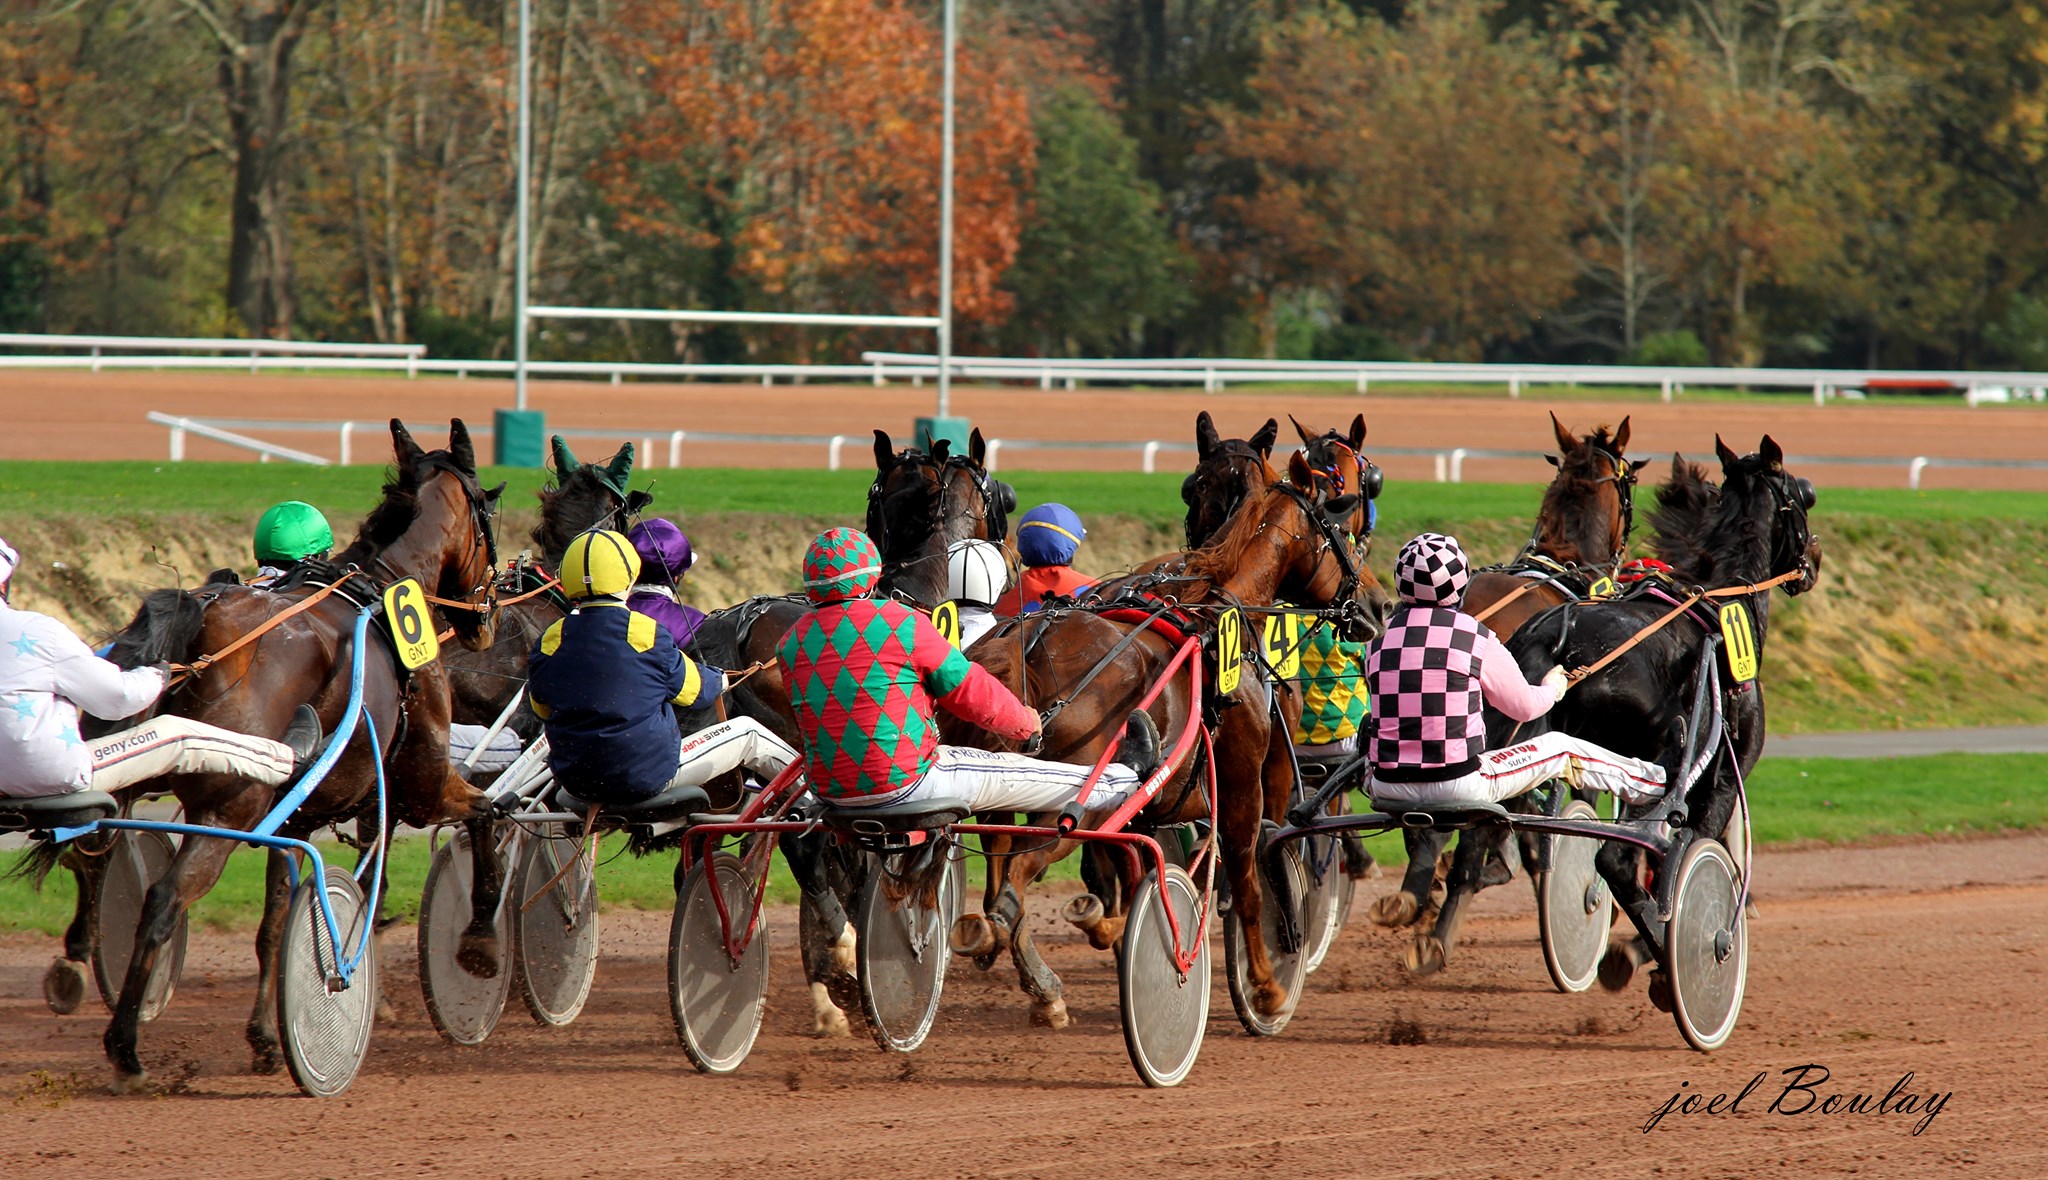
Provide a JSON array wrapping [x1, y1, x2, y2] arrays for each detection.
[[1644, 1065, 1951, 1136]]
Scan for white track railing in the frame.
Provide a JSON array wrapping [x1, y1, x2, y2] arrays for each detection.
[[143, 413, 2048, 487]]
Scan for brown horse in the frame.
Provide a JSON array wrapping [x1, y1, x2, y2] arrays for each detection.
[[954, 461, 1387, 1028], [1369, 413, 1646, 932], [1182, 411, 1279, 547], [79, 420, 500, 1090]]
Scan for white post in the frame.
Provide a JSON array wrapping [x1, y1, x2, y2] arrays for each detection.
[[1449, 447, 1468, 483], [1433, 453, 1446, 482], [1040, 367, 1051, 391], [642, 437, 653, 466], [169, 423, 186, 462], [513, 0, 533, 411], [935, 0, 956, 421], [91, 345, 101, 373], [872, 359, 885, 387], [1142, 441, 1161, 474], [984, 438, 1002, 472], [611, 371, 621, 386], [1355, 370, 1367, 394], [1204, 367, 1216, 394], [1908, 456, 1929, 490], [1508, 377, 1520, 399], [828, 434, 847, 471], [1812, 382, 1826, 406], [1661, 377, 1673, 404], [339, 421, 354, 465], [669, 430, 686, 468]]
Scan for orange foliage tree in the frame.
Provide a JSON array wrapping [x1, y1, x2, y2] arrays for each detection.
[[600, 0, 1035, 338]]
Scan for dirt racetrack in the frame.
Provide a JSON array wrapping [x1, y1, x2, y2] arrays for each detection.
[[3, 370, 2047, 489], [3, 833, 2042, 1178]]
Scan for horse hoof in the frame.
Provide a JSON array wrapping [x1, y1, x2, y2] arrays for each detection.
[[830, 925, 858, 976], [949, 914, 997, 958], [456, 933, 502, 979], [1254, 980, 1291, 1018], [43, 958, 87, 1016], [1061, 893, 1104, 929], [1030, 997, 1071, 1029], [1088, 916, 1127, 952], [1647, 970, 1675, 1013], [376, 999, 399, 1025], [109, 1070, 152, 1096], [808, 983, 852, 1038], [1404, 935, 1447, 977], [1368, 892, 1419, 928]]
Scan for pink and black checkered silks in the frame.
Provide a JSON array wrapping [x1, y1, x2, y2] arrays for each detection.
[[1394, 532, 1470, 608]]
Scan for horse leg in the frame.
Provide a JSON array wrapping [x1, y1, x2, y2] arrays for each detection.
[[1219, 766, 1290, 1018], [1002, 837, 1074, 1028], [1370, 827, 1448, 927], [1594, 841, 1661, 992], [1407, 824, 1505, 976], [1064, 841, 1125, 950], [951, 823, 1012, 968], [103, 832, 239, 1091], [455, 814, 508, 978], [781, 831, 853, 1038], [44, 846, 99, 1015], [245, 849, 294, 1073]]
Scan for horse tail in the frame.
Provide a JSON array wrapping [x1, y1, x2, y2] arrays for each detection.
[[3, 836, 66, 889], [100, 587, 210, 669]]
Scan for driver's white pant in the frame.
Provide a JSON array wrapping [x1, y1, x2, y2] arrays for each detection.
[[666, 717, 799, 791], [1368, 732, 1666, 808], [447, 723, 525, 773], [835, 745, 1140, 815], [85, 717, 295, 795]]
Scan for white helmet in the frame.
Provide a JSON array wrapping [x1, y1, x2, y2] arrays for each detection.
[[946, 538, 1009, 607]]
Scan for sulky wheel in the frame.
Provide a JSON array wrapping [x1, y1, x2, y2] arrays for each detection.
[[856, 846, 956, 1053], [1224, 842, 1309, 1036], [1117, 865, 1211, 1088], [1537, 799, 1613, 994], [1665, 838, 1747, 1052], [669, 852, 770, 1075], [91, 830, 186, 1023], [1296, 804, 1356, 975], [514, 826, 600, 1028], [418, 828, 513, 1046], [276, 864, 378, 1098]]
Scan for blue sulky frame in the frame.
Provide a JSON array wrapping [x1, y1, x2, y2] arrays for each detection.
[[51, 606, 387, 991]]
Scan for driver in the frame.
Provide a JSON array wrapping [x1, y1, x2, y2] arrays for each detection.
[[250, 501, 340, 587], [527, 529, 797, 804], [994, 503, 1094, 616], [1364, 534, 1666, 807], [944, 538, 1008, 649], [778, 527, 1160, 813], [0, 536, 323, 799]]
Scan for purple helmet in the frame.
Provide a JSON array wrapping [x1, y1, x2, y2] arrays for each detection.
[[627, 519, 695, 585]]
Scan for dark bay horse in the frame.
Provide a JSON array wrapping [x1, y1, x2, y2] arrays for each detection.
[[1182, 411, 1279, 547], [1410, 437, 1820, 979], [956, 464, 1386, 1028], [1370, 413, 1647, 930], [686, 425, 1010, 1036], [61, 420, 501, 1090]]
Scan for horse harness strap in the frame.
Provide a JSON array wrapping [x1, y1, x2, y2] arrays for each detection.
[[164, 580, 347, 687], [1564, 569, 1805, 685], [1033, 600, 1186, 732]]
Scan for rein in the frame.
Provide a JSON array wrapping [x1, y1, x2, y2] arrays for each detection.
[[1563, 569, 1806, 685], [163, 581, 345, 687]]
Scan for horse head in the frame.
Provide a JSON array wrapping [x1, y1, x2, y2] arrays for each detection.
[[867, 428, 1012, 608], [1536, 413, 1649, 567], [1714, 434, 1822, 596], [339, 419, 503, 652], [1288, 413, 1382, 505], [1182, 411, 1280, 547], [1184, 473, 1390, 639], [535, 437, 644, 565]]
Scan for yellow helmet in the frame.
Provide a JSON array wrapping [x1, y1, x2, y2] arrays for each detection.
[[560, 529, 641, 600]]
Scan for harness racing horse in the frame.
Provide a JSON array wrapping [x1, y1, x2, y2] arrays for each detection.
[[1412, 437, 1820, 982], [686, 426, 1012, 1036], [57, 420, 502, 1090], [1371, 414, 1647, 932], [1182, 411, 1279, 548], [955, 466, 1387, 1029]]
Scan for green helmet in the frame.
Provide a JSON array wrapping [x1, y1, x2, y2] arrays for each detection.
[[253, 501, 334, 564]]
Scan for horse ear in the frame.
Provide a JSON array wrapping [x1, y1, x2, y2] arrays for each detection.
[[448, 419, 476, 472], [486, 480, 507, 506], [1613, 416, 1632, 452], [1550, 411, 1576, 454], [873, 430, 894, 472], [1287, 450, 1313, 486], [930, 436, 952, 463], [970, 427, 987, 468], [1250, 417, 1279, 458], [1347, 413, 1366, 451], [1289, 414, 1316, 448], [625, 489, 655, 513], [1759, 435, 1784, 467], [1630, 458, 1651, 476], [390, 419, 425, 469], [1195, 410, 1220, 459], [605, 442, 635, 490], [1714, 434, 1742, 471], [550, 435, 579, 476], [1544, 454, 1561, 468], [1322, 493, 1361, 523]]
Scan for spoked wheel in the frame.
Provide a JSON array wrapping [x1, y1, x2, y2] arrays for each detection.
[[1538, 799, 1613, 994], [856, 845, 956, 1053], [669, 852, 770, 1074], [1117, 865, 1211, 1088], [1224, 843, 1309, 1036], [91, 830, 186, 1022], [1666, 838, 1747, 1052], [1295, 792, 1356, 974], [514, 826, 599, 1027], [276, 864, 377, 1098], [418, 828, 513, 1046]]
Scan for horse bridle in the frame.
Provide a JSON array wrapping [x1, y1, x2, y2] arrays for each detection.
[[378, 456, 502, 626], [865, 450, 1015, 599], [1762, 468, 1818, 589], [1590, 443, 1641, 566], [1269, 482, 1377, 636]]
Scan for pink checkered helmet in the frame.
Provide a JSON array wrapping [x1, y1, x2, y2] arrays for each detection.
[[1394, 533, 1469, 608]]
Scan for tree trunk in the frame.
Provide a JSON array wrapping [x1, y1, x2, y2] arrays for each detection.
[[220, 2, 323, 338]]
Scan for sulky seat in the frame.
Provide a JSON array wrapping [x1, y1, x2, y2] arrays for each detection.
[[1358, 798, 1515, 830], [0, 790, 120, 833], [553, 781, 712, 827], [817, 796, 973, 837]]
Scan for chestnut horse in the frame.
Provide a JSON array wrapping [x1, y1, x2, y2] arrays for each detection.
[[954, 462, 1387, 1028], [65, 420, 500, 1090]]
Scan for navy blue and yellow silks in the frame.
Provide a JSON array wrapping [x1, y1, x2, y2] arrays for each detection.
[[528, 603, 726, 802]]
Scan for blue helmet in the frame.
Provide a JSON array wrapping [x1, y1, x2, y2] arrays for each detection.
[[1018, 503, 1085, 568]]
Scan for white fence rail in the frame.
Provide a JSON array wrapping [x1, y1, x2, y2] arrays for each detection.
[[143, 414, 2048, 488]]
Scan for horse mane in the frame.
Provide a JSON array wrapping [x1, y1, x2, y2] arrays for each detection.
[[99, 588, 210, 670], [532, 465, 623, 563], [333, 456, 425, 569], [1646, 454, 1720, 578], [1182, 457, 1286, 582]]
